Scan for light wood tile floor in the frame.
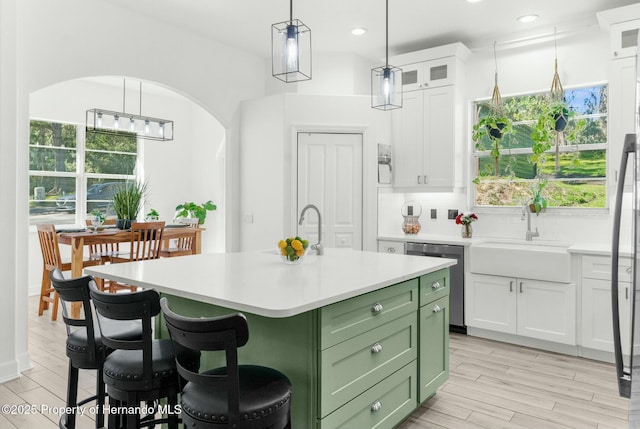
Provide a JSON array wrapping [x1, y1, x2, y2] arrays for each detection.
[[1, 297, 630, 428]]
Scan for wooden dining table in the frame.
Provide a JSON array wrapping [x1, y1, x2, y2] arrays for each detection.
[[58, 225, 203, 279]]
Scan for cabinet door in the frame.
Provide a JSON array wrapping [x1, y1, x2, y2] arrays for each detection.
[[467, 274, 516, 334], [401, 63, 424, 93], [422, 86, 454, 188], [582, 277, 633, 355], [392, 91, 424, 187], [419, 296, 449, 403], [423, 56, 456, 88], [516, 279, 576, 345], [392, 87, 455, 189]]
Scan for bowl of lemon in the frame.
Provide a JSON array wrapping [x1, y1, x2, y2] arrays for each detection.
[[278, 236, 309, 264]]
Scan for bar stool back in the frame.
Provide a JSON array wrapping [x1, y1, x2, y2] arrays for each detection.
[[160, 298, 292, 429], [49, 269, 142, 429], [89, 284, 196, 429]]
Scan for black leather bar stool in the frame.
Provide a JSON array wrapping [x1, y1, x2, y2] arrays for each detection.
[[89, 283, 198, 429], [49, 269, 142, 429], [160, 298, 292, 429]]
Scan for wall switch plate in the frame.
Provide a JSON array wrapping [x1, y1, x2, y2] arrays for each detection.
[[430, 209, 437, 219], [448, 209, 458, 220]]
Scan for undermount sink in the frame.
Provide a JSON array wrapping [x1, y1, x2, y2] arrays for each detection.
[[470, 239, 572, 283]]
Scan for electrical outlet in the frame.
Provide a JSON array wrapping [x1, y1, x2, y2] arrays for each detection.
[[447, 209, 458, 220], [430, 209, 437, 219]]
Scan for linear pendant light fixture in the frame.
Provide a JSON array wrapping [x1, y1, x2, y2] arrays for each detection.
[[272, 0, 312, 83], [371, 0, 402, 110], [86, 79, 174, 141]]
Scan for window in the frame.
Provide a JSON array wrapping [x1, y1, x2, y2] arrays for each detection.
[[473, 84, 608, 209], [29, 120, 138, 225]]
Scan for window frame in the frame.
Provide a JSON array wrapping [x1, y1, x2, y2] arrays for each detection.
[[470, 82, 609, 213], [28, 119, 140, 226]]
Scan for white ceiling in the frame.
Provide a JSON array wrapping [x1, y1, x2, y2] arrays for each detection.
[[103, 0, 638, 60]]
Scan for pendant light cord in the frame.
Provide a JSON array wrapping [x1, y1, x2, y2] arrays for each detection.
[[493, 41, 498, 86], [122, 78, 126, 113], [289, 0, 293, 24], [385, 0, 389, 67], [139, 82, 142, 116]]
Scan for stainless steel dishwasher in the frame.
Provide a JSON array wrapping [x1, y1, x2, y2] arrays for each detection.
[[406, 242, 465, 333]]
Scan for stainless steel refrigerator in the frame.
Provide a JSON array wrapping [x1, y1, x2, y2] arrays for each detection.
[[612, 41, 640, 426]]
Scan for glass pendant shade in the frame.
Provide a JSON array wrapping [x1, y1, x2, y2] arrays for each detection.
[[272, 19, 311, 82], [371, 65, 402, 110], [86, 109, 174, 141]]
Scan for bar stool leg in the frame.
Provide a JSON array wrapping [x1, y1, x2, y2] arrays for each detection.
[[95, 369, 105, 428], [64, 362, 79, 429]]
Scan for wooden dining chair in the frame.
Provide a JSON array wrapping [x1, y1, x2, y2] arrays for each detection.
[[36, 224, 100, 321], [159, 218, 200, 258], [84, 218, 119, 292], [109, 221, 166, 292]]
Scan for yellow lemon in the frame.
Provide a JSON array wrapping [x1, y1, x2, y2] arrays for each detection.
[[278, 239, 287, 249], [296, 249, 304, 256], [291, 239, 303, 251]]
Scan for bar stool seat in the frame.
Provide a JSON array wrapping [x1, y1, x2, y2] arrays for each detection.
[[181, 365, 291, 426]]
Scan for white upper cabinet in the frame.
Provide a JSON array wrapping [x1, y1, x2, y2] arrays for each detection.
[[598, 4, 640, 59], [401, 56, 456, 92], [390, 43, 470, 191]]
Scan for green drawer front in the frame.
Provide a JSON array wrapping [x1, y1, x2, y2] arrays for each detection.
[[320, 279, 418, 350], [320, 312, 417, 417], [419, 268, 450, 306], [319, 361, 417, 429], [419, 295, 449, 403]]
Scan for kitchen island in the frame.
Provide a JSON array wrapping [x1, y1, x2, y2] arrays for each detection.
[[86, 248, 455, 429]]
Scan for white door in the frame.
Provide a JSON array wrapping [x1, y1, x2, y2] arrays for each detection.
[[297, 133, 363, 250]]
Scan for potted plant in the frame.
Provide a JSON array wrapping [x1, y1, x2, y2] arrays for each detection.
[[145, 208, 159, 221], [530, 99, 586, 168], [528, 178, 548, 215], [472, 113, 513, 176], [112, 181, 148, 229], [174, 200, 217, 225]]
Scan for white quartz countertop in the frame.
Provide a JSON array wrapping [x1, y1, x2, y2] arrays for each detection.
[[378, 233, 475, 246], [85, 248, 456, 318]]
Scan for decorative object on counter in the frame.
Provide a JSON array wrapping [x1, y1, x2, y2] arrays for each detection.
[[112, 180, 148, 230], [86, 79, 174, 141], [278, 236, 309, 264], [401, 201, 422, 234], [272, 0, 311, 83], [145, 208, 159, 221], [528, 177, 548, 215], [174, 200, 216, 225], [455, 212, 478, 238], [471, 41, 513, 177], [89, 209, 105, 232], [371, 0, 402, 110]]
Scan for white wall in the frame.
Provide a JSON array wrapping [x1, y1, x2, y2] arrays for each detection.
[[378, 28, 620, 245], [239, 93, 390, 252], [27, 78, 226, 295], [0, 0, 267, 382]]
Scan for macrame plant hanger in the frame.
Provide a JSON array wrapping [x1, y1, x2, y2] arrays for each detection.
[[549, 27, 564, 171], [490, 41, 504, 174]]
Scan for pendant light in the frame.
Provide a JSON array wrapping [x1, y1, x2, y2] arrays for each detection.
[[371, 0, 402, 110], [272, 0, 312, 83], [86, 79, 174, 141]]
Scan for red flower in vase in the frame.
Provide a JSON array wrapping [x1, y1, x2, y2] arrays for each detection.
[[455, 212, 478, 226]]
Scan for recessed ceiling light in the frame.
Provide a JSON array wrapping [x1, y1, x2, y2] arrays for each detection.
[[351, 28, 367, 36], [467, 0, 482, 3], [517, 14, 539, 23]]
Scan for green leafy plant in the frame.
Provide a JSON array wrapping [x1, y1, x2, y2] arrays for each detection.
[[530, 99, 586, 167], [112, 181, 147, 221], [145, 208, 159, 220], [472, 114, 513, 176], [90, 209, 105, 223], [528, 178, 548, 215], [175, 200, 217, 225]]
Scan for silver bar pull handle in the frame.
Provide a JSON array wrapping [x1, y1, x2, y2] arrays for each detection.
[[611, 133, 636, 399], [510, 281, 513, 292]]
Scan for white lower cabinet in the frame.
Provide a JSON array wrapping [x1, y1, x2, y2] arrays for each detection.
[[581, 255, 633, 355], [468, 274, 576, 345]]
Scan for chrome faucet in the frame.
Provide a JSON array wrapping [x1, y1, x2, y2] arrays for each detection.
[[298, 204, 323, 255], [521, 205, 540, 241]]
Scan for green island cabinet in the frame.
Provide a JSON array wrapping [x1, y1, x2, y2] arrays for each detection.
[[159, 268, 450, 429]]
